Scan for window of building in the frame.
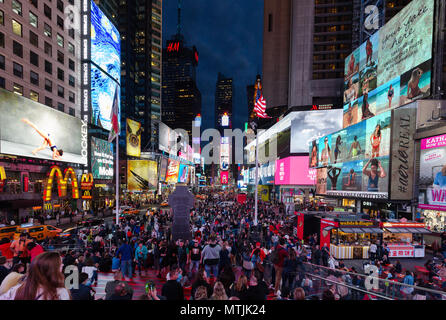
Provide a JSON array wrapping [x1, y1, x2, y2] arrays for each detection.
[[57, 0, 64, 12], [68, 59, 75, 71], [57, 34, 64, 47], [68, 42, 75, 55], [30, 70, 39, 85], [44, 42, 52, 56], [69, 91, 75, 103], [57, 85, 64, 98], [44, 23, 52, 37], [12, 19, 22, 37], [57, 50, 64, 64], [29, 30, 38, 47], [68, 107, 75, 116], [30, 90, 39, 102], [0, 54, 4, 69], [0, 77, 5, 88], [12, 0, 22, 16], [12, 41, 23, 58], [57, 68, 64, 81], [30, 0, 37, 8], [68, 28, 74, 39], [13, 83, 23, 95], [44, 4, 51, 20], [13, 62, 23, 78], [0, 10, 4, 25], [45, 79, 52, 92], [68, 75, 75, 87], [30, 51, 39, 66], [0, 32, 3, 48], [57, 15, 64, 29], [45, 97, 52, 107], [45, 60, 52, 74], [57, 102, 64, 112], [29, 11, 38, 27]]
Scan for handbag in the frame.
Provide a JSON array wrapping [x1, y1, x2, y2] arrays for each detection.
[[243, 259, 254, 270], [256, 262, 265, 273]]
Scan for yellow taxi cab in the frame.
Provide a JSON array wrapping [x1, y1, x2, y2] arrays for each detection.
[[160, 200, 169, 207], [0, 225, 18, 241], [123, 208, 139, 215], [13, 223, 62, 241]]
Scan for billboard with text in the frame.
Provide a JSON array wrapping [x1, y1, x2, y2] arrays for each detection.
[[91, 137, 113, 179]]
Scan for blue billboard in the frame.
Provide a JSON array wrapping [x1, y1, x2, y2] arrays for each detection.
[[178, 164, 189, 183]]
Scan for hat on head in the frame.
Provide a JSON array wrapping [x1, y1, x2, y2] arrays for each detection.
[[256, 242, 261, 247]]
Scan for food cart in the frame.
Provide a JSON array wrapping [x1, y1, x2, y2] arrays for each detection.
[[381, 221, 432, 258], [325, 219, 383, 259]]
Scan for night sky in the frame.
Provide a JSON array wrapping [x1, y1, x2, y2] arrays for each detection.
[[162, 0, 263, 131]]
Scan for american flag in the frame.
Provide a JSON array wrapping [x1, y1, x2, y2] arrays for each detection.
[[254, 91, 271, 119], [108, 87, 120, 142]]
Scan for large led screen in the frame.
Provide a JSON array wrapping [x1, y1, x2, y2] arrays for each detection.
[[165, 159, 180, 184], [159, 122, 177, 155], [159, 157, 168, 182], [343, 0, 433, 129], [91, 65, 121, 132], [0, 89, 87, 165], [290, 109, 343, 154], [178, 164, 189, 183], [311, 111, 391, 199], [275, 156, 316, 186], [419, 134, 446, 210], [90, 0, 120, 84], [126, 118, 141, 157], [91, 137, 114, 179], [127, 160, 158, 191]]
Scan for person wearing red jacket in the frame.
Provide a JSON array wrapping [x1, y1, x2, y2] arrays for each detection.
[[273, 238, 289, 294], [27, 241, 44, 262]]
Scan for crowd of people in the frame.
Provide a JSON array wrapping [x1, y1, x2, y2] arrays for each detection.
[[0, 189, 445, 300]]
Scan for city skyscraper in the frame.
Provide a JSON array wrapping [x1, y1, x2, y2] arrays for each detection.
[[215, 72, 233, 129], [116, 0, 162, 152], [162, 35, 201, 137]]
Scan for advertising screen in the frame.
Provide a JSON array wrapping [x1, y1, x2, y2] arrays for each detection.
[[178, 164, 189, 183], [343, 0, 434, 129], [0, 89, 87, 165], [91, 137, 114, 179], [159, 122, 177, 155], [275, 156, 316, 185], [159, 158, 168, 182], [90, 0, 120, 84], [91, 65, 121, 131], [126, 119, 141, 157], [290, 109, 343, 154], [127, 160, 158, 191], [419, 134, 446, 210], [221, 171, 229, 185], [311, 111, 392, 199], [259, 161, 275, 185], [165, 159, 180, 184]]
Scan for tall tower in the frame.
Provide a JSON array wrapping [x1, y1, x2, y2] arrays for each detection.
[[215, 73, 233, 130]]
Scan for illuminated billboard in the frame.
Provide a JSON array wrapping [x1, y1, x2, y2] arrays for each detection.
[[159, 158, 168, 182], [220, 136, 230, 171], [290, 109, 343, 153], [126, 119, 141, 157], [343, 0, 434, 128], [91, 137, 114, 180], [0, 89, 87, 165], [275, 157, 316, 185], [165, 159, 180, 184], [159, 122, 177, 155], [127, 160, 158, 191], [178, 164, 189, 183], [419, 134, 446, 210], [221, 171, 229, 185], [90, 0, 120, 84]]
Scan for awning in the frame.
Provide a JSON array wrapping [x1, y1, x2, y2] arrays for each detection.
[[339, 228, 368, 233], [384, 228, 412, 233], [364, 228, 384, 234], [323, 226, 335, 231], [405, 228, 432, 234]]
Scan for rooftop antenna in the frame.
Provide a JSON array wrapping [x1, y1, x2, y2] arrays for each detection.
[[177, 0, 182, 36]]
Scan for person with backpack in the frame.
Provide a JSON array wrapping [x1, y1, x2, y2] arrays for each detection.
[[271, 238, 288, 295]]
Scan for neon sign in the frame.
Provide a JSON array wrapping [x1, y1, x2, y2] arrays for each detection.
[[167, 41, 180, 52], [0, 167, 6, 192], [43, 166, 79, 201]]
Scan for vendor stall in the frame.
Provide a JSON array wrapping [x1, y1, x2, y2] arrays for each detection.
[[327, 219, 383, 260], [381, 221, 431, 258]]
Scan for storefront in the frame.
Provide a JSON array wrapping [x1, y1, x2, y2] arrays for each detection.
[[326, 219, 383, 260], [381, 221, 431, 258]]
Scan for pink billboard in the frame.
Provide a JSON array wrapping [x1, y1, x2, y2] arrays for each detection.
[[221, 171, 229, 184], [421, 134, 446, 150], [275, 156, 316, 185]]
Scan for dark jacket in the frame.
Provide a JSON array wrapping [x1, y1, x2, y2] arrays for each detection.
[[162, 280, 184, 300], [192, 279, 212, 298], [71, 284, 94, 300]]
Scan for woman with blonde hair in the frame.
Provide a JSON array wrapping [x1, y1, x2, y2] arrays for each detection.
[[0, 252, 70, 300], [210, 281, 228, 300], [230, 275, 249, 300]]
